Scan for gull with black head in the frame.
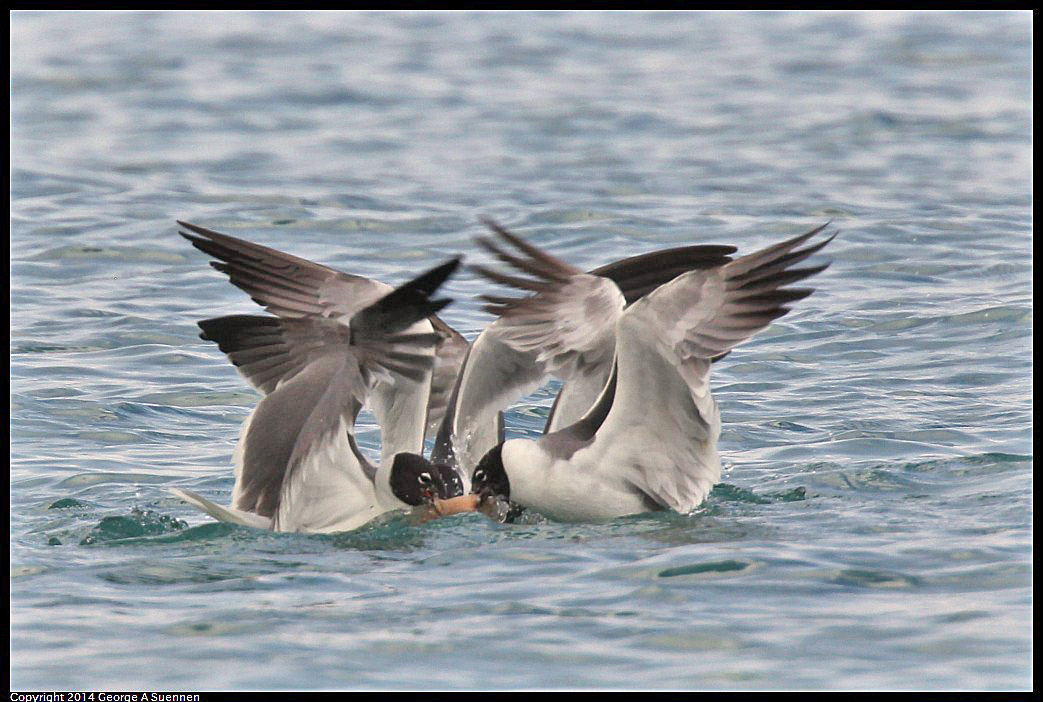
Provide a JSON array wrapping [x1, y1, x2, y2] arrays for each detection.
[[468, 222, 835, 521], [171, 222, 476, 533], [432, 219, 738, 484]]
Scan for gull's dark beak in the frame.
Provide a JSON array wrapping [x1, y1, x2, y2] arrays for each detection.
[[474, 485, 497, 504]]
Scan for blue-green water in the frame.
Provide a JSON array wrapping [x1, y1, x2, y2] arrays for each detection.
[[10, 11, 1031, 691]]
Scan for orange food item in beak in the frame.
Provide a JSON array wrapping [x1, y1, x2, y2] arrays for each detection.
[[431, 493, 480, 517]]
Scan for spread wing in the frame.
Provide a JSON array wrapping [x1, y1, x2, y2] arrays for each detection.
[[589, 241, 737, 304], [465, 219, 741, 439], [432, 221, 623, 477], [577, 224, 834, 513], [179, 220, 466, 444], [195, 256, 458, 392], [430, 328, 540, 480], [192, 255, 461, 521], [437, 218, 742, 476], [179, 220, 391, 322], [473, 219, 626, 380]]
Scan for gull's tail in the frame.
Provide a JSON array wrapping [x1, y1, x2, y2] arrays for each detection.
[[170, 488, 272, 530]]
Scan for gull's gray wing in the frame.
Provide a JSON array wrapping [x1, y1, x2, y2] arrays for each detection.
[[425, 315, 470, 439], [590, 242, 737, 304], [577, 224, 834, 513], [178, 220, 390, 321], [544, 237, 739, 432], [430, 327, 540, 480], [438, 219, 742, 475], [180, 220, 465, 460], [472, 219, 740, 435], [430, 221, 622, 478], [195, 255, 459, 393], [194, 257, 461, 519]]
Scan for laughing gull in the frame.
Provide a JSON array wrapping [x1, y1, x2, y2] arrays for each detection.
[[171, 222, 476, 532], [432, 219, 738, 483], [468, 224, 834, 521]]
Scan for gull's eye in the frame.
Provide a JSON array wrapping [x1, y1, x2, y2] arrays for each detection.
[[418, 473, 437, 500]]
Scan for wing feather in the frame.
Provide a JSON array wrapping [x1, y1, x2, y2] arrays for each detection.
[[181, 224, 463, 526], [586, 224, 834, 513], [459, 219, 743, 446]]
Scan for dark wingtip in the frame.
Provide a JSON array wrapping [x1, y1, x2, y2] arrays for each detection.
[[410, 256, 463, 296], [351, 256, 463, 338], [478, 217, 517, 245], [176, 220, 217, 239], [474, 235, 503, 259], [425, 297, 454, 318], [384, 255, 463, 306], [432, 255, 463, 281], [469, 263, 551, 293]]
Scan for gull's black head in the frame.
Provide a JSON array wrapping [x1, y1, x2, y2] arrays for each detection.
[[390, 453, 442, 506], [390, 453, 465, 506], [471, 444, 510, 502], [471, 444, 526, 523]]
